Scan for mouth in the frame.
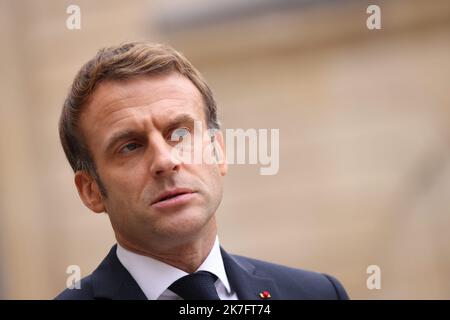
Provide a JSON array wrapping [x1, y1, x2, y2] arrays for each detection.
[[151, 188, 197, 208]]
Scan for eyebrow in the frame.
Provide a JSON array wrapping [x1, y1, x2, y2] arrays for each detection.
[[165, 114, 197, 132], [103, 114, 199, 154]]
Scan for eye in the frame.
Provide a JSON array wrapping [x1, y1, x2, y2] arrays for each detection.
[[119, 142, 141, 154], [170, 127, 191, 142]]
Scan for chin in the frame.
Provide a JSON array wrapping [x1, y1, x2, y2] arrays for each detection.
[[155, 208, 213, 238]]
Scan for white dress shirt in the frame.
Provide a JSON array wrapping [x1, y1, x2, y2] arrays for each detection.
[[116, 236, 238, 300]]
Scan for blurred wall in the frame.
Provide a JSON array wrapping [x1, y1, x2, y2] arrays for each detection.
[[0, 0, 449, 299]]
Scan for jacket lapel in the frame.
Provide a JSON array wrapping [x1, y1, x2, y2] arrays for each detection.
[[221, 247, 281, 300]]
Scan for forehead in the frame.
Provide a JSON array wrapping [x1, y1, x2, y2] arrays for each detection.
[[79, 72, 205, 148]]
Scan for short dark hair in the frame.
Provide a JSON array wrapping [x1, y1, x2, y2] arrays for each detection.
[[59, 42, 219, 196]]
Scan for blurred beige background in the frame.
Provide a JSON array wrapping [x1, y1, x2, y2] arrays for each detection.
[[1, 0, 450, 299]]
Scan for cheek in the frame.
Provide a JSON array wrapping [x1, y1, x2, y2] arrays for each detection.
[[105, 163, 147, 190], [196, 164, 224, 202], [101, 167, 148, 208]]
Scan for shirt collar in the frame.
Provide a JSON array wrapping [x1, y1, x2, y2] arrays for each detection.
[[116, 236, 232, 300], [197, 236, 232, 295]]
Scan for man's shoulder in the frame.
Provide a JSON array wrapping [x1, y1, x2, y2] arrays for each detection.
[[54, 275, 95, 300], [54, 244, 147, 300], [230, 254, 349, 300]]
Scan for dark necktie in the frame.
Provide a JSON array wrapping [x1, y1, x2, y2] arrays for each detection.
[[169, 271, 220, 300]]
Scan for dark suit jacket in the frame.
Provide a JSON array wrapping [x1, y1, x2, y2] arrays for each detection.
[[55, 245, 349, 300]]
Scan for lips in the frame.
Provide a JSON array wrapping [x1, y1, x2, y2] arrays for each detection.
[[151, 188, 196, 206]]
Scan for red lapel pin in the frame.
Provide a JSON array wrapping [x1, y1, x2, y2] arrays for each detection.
[[259, 290, 271, 299]]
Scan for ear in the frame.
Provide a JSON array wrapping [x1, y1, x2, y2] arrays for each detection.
[[213, 130, 228, 176], [74, 170, 105, 213]]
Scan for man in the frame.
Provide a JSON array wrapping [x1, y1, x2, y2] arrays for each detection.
[[56, 42, 349, 300]]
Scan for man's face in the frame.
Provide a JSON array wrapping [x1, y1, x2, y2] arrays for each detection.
[[75, 72, 227, 250]]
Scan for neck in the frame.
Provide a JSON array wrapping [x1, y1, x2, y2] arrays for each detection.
[[116, 218, 218, 273]]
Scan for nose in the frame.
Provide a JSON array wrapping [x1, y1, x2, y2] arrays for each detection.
[[148, 134, 181, 177]]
